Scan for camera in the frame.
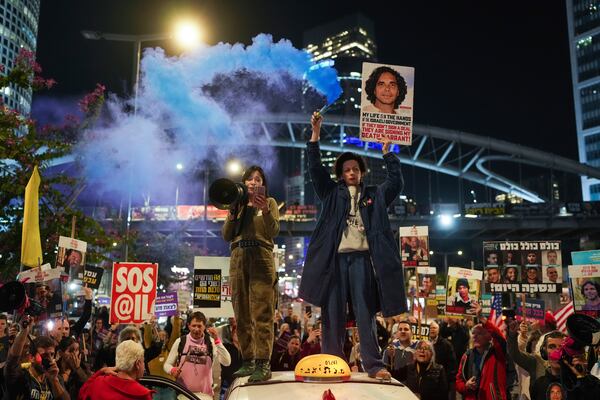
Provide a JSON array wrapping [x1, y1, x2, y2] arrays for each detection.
[[41, 355, 52, 371], [209, 178, 248, 210]]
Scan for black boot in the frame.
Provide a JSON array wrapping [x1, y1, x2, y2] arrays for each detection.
[[233, 359, 255, 378], [248, 359, 272, 382]]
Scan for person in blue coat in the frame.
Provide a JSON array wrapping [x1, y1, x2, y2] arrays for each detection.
[[298, 112, 407, 380]]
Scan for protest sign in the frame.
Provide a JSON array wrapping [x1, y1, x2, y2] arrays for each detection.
[[110, 262, 158, 324], [445, 267, 482, 316], [410, 323, 430, 341], [516, 298, 545, 321], [417, 266, 436, 298], [19, 264, 63, 319], [155, 292, 179, 317], [56, 236, 87, 282], [359, 62, 414, 145], [568, 264, 600, 318], [193, 256, 234, 318], [483, 241, 562, 293], [97, 296, 110, 306], [571, 250, 600, 265], [83, 265, 104, 289], [400, 226, 429, 267], [480, 294, 492, 317], [177, 290, 192, 312]]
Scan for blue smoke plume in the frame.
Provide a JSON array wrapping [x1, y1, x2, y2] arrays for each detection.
[[76, 34, 341, 203]]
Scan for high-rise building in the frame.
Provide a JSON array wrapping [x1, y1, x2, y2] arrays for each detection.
[[567, 0, 600, 200], [0, 0, 40, 115]]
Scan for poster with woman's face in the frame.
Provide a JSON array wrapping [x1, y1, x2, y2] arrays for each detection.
[[568, 264, 600, 318], [56, 236, 87, 282]]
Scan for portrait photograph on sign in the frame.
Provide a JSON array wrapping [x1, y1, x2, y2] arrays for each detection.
[[56, 236, 87, 283], [400, 226, 429, 267], [359, 61, 414, 145], [445, 267, 482, 316], [417, 266, 436, 298], [568, 264, 600, 317]]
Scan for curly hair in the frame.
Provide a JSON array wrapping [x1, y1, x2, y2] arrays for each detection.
[[580, 280, 600, 296], [364, 66, 408, 109], [333, 152, 367, 180]]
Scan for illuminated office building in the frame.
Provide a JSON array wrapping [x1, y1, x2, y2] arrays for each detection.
[[0, 0, 40, 115], [567, 0, 600, 200]]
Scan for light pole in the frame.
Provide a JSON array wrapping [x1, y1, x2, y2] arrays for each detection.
[[82, 23, 200, 261], [430, 250, 464, 277]]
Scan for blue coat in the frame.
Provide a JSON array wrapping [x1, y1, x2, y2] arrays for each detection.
[[298, 141, 407, 317]]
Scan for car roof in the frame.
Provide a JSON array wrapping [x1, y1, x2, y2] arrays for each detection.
[[225, 371, 418, 400]]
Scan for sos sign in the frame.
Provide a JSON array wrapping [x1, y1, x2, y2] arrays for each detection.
[[110, 262, 158, 324]]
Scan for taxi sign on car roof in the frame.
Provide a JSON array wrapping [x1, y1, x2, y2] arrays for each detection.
[[294, 354, 351, 382]]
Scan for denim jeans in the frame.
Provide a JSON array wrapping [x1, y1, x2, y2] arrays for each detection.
[[321, 251, 384, 375]]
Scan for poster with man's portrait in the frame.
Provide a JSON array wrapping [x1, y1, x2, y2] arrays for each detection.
[[18, 266, 63, 320], [445, 267, 482, 316], [417, 266, 436, 298], [568, 264, 600, 318], [359, 62, 414, 145], [400, 226, 429, 267], [56, 236, 87, 282]]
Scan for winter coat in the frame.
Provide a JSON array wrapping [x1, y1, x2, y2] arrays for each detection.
[[298, 141, 406, 317], [405, 361, 448, 400], [456, 320, 508, 400], [78, 370, 154, 400]]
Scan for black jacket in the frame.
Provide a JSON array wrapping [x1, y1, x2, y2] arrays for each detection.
[[298, 141, 406, 317], [433, 337, 457, 386], [405, 361, 448, 400]]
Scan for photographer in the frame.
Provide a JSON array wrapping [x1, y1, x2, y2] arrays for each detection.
[[4, 316, 69, 399], [548, 338, 600, 399]]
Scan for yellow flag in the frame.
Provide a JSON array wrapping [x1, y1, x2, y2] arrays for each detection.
[[21, 166, 42, 267]]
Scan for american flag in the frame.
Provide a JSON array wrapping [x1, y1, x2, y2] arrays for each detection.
[[553, 303, 574, 333], [489, 294, 506, 330]]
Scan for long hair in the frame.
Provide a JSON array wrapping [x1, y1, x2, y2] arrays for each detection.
[[242, 165, 268, 196], [364, 66, 407, 108]]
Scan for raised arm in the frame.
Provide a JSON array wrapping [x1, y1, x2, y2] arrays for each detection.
[[307, 112, 336, 200], [378, 142, 404, 206]]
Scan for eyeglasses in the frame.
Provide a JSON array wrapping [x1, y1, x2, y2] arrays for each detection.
[[416, 347, 432, 352]]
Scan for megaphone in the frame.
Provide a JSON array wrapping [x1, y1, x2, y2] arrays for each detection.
[[0, 281, 44, 316], [566, 313, 600, 347], [209, 178, 248, 210]]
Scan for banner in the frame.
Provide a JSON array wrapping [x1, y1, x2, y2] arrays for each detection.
[[445, 267, 482, 316], [400, 226, 429, 267], [21, 166, 42, 268], [359, 62, 414, 145], [155, 292, 179, 317], [193, 256, 234, 318], [568, 264, 600, 318], [110, 262, 158, 324], [83, 265, 104, 289], [483, 241, 562, 293], [56, 236, 87, 283], [464, 202, 505, 216]]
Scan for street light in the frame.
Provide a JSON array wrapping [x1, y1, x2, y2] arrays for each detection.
[[173, 20, 202, 49], [226, 159, 242, 176]]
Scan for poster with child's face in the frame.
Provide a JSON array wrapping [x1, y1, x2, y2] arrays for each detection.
[[56, 236, 87, 282], [445, 267, 482, 316], [400, 226, 429, 267]]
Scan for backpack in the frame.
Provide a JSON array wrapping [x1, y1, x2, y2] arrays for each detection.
[[175, 334, 213, 366]]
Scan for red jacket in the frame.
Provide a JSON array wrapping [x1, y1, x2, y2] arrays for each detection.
[[78, 371, 154, 400], [456, 320, 507, 400]]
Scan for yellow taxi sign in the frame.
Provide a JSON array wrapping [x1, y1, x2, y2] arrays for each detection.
[[294, 354, 351, 382]]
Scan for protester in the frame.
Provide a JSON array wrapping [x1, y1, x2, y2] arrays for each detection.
[[164, 311, 231, 399], [299, 112, 405, 381], [222, 165, 280, 382], [147, 316, 182, 378], [456, 303, 508, 400], [429, 321, 457, 400], [300, 321, 322, 358], [57, 336, 91, 399], [79, 340, 153, 400], [4, 316, 70, 399], [405, 339, 448, 400], [383, 320, 416, 382], [271, 335, 301, 371]]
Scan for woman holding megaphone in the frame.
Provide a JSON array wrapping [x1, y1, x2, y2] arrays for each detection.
[[222, 165, 279, 383]]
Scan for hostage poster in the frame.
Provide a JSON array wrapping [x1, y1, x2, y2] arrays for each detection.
[[445, 267, 482, 316], [400, 226, 429, 267], [483, 241, 562, 294], [359, 62, 414, 145], [56, 236, 87, 283], [568, 264, 600, 318]]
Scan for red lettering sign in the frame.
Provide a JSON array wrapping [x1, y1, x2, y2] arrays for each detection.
[[110, 262, 158, 324]]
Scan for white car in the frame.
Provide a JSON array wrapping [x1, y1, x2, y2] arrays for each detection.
[[225, 371, 418, 400]]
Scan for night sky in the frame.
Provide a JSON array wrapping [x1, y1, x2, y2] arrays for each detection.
[[34, 0, 576, 160]]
